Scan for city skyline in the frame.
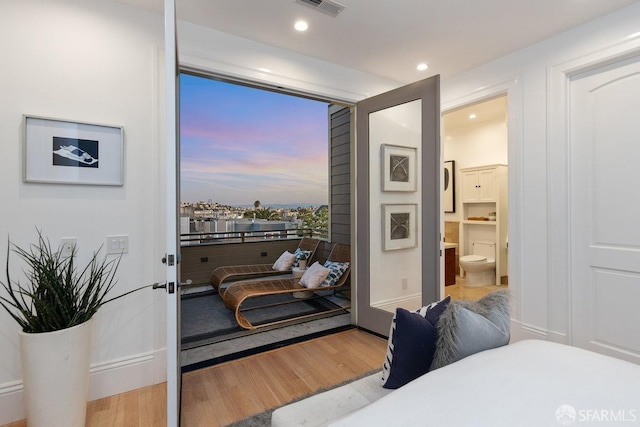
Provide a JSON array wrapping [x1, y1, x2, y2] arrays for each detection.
[[180, 73, 330, 205]]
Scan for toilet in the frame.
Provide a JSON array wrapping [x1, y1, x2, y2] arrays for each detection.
[[459, 241, 496, 287]]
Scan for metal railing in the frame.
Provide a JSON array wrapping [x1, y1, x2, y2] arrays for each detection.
[[180, 228, 328, 246]]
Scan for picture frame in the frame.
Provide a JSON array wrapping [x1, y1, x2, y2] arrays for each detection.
[[23, 115, 124, 186], [382, 204, 418, 251], [381, 144, 417, 192], [444, 160, 455, 213]]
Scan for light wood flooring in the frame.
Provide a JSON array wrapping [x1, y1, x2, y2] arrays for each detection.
[[445, 275, 508, 301], [2, 329, 387, 427]]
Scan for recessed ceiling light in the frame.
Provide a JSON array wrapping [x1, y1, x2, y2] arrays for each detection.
[[294, 20, 309, 31], [468, 114, 477, 119], [627, 32, 640, 39], [417, 63, 428, 71], [258, 68, 271, 73]]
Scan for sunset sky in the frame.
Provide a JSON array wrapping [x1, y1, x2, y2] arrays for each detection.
[[180, 73, 329, 206]]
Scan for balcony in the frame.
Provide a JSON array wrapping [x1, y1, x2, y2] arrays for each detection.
[[179, 228, 328, 286], [179, 228, 351, 369]]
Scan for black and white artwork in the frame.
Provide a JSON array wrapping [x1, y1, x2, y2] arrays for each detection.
[[390, 155, 409, 183], [383, 204, 418, 251], [24, 116, 123, 185], [390, 212, 410, 240], [444, 160, 455, 213], [382, 144, 416, 192], [52, 137, 99, 168]]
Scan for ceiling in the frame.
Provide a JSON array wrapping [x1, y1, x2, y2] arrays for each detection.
[[118, 0, 639, 83], [443, 95, 507, 133]]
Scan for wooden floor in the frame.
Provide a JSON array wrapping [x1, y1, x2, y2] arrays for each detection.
[[2, 329, 387, 427], [445, 276, 508, 301]]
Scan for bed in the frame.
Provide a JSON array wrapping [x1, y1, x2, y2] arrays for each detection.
[[273, 340, 640, 426]]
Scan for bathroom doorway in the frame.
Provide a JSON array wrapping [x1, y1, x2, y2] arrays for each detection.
[[442, 94, 509, 301]]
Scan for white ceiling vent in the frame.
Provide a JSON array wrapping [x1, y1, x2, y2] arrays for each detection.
[[295, 0, 346, 17]]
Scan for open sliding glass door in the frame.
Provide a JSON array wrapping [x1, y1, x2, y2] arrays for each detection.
[[164, 0, 181, 425], [355, 76, 440, 336]]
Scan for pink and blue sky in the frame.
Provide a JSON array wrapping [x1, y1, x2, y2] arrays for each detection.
[[180, 73, 329, 206]]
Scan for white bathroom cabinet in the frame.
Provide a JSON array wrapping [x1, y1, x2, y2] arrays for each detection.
[[459, 164, 508, 284], [461, 167, 498, 201]]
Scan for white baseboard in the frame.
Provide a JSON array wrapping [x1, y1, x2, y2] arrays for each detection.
[[510, 319, 549, 342], [0, 347, 167, 425], [371, 293, 422, 313], [0, 381, 24, 425], [546, 329, 567, 344]]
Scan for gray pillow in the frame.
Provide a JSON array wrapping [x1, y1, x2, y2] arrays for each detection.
[[430, 290, 510, 370]]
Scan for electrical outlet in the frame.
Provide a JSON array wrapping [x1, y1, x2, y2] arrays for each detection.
[[60, 238, 77, 258], [106, 235, 129, 255], [401, 278, 408, 289]]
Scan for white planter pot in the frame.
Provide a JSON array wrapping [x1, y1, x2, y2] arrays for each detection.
[[19, 319, 93, 427]]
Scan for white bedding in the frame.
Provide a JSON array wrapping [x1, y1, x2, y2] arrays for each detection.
[[330, 340, 640, 426]]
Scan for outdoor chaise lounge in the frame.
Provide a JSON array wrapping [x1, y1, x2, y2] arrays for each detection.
[[210, 237, 321, 297], [222, 243, 351, 330]]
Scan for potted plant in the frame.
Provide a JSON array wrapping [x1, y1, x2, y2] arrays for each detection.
[[297, 251, 310, 270], [0, 230, 144, 427]]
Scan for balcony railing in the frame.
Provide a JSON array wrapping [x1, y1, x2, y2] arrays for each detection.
[[180, 228, 329, 286], [180, 228, 328, 246]]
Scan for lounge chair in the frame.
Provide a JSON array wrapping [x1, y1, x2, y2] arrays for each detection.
[[210, 237, 321, 297], [222, 243, 351, 330]]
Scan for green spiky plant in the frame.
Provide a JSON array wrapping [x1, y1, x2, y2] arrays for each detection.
[[0, 230, 143, 333]]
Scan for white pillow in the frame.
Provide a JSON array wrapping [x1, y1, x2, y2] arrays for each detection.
[[299, 261, 331, 288], [272, 251, 296, 271]]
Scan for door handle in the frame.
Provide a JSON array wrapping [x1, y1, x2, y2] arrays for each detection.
[[152, 281, 166, 290], [153, 279, 192, 290]]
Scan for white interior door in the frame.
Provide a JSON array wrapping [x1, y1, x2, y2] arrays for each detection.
[[355, 76, 440, 336], [570, 54, 640, 363], [164, 0, 181, 424]]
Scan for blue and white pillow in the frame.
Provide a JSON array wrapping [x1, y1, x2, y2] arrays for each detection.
[[321, 261, 350, 287], [293, 249, 312, 267], [381, 296, 451, 389]]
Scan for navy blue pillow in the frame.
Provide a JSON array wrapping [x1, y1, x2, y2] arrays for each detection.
[[381, 296, 450, 389]]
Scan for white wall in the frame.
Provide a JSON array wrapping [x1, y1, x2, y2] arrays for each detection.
[[3, 0, 640, 423], [0, 1, 167, 423], [0, 1, 399, 424], [443, 118, 508, 223], [440, 2, 640, 342]]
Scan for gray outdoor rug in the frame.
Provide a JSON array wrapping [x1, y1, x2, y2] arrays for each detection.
[[181, 290, 347, 350]]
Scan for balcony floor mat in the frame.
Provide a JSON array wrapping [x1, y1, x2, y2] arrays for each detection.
[[180, 290, 348, 351]]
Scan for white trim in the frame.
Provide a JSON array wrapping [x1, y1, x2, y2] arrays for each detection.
[[371, 293, 422, 313], [164, 1, 180, 426], [88, 350, 164, 401], [509, 319, 549, 342], [0, 380, 22, 395], [547, 35, 640, 346], [0, 381, 24, 425], [546, 330, 568, 344], [519, 322, 548, 339], [180, 49, 370, 104], [0, 348, 167, 425]]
